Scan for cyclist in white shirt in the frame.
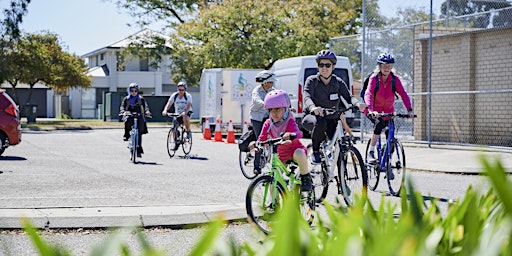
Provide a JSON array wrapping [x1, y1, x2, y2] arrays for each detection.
[[162, 81, 193, 138]]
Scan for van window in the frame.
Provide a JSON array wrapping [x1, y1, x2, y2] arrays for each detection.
[[304, 68, 350, 87]]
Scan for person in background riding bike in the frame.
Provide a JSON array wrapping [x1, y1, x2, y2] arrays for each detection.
[[258, 89, 312, 191], [364, 53, 414, 163], [250, 70, 276, 174], [162, 81, 193, 139], [303, 49, 366, 164], [120, 83, 152, 157]]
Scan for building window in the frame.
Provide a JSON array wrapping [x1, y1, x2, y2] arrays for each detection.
[[140, 57, 148, 71], [100, 53, 104, 61]]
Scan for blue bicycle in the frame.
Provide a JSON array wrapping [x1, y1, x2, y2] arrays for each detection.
[[122, 112, 142, 163], [364, 113, 416, 196]]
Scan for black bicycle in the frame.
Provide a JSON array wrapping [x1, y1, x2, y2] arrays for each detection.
[[166, 113, 192, 157]]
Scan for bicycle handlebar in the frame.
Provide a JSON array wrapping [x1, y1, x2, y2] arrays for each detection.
[[255, 133, 297, 148], [323, 106, 359, 116]]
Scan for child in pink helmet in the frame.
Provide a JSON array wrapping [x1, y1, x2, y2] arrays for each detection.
[[258, 90, 312, 191]]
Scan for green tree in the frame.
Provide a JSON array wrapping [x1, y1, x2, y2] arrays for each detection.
[[2, 32, 90, 107], [169, 0, 361, 85], [112, 0, 361, 86], [0, 0, 31, 82], [440, 0, 512, 28]]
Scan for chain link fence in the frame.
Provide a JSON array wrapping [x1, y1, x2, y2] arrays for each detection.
[[330, 1, 512, 149]]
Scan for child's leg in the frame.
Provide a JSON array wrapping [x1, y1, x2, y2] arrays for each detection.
[[293, 148, 309, 175]]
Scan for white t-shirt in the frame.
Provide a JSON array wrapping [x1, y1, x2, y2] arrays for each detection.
[[168, 92, 193, 114]]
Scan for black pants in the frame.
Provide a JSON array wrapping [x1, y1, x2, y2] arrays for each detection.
[[124, 117, 146, 154], [251, 118, 266, 170], [302, 114, 337, 152]]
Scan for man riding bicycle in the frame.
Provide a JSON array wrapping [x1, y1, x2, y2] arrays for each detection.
[[302, 50, 366, 165], [162, 81, 193, 144]]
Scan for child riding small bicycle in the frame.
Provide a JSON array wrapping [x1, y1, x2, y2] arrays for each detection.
[[255, 90, 312, 192]]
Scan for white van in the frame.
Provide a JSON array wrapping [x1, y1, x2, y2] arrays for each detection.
[[270, 55, 355, 131]]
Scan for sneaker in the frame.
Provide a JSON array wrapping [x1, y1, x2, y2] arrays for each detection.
[[367, 151, 377, 163], [253, 168, 261, 175], [311, 151, 321, 164], [187, 132, 192, 139], [173, 143, 180, 151], [123, 135, 129, 141], [137, 152, 142, 158], [301, 174, 313, 191]]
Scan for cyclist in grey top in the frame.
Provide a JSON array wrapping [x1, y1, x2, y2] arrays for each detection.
[[249, 70, 276, 174], [302, 50, 365, 164]]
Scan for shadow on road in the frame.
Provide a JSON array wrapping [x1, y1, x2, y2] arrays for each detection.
[[0, 156, 27, 161], [134, 161, 162, 165], [175, 154, 208, 160]]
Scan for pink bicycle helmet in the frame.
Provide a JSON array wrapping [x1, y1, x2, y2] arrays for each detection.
[[264, 90, 290, 109]]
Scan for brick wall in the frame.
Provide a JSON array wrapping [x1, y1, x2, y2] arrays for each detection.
[[414, 27, 512, 147]]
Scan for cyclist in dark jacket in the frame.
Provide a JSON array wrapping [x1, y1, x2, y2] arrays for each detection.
[[120, 83, 152, 157], [302, 50, 365, 165]]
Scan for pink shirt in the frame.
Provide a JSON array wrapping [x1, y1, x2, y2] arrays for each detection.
[[364, 73, 412, 114], [258, 117, 307, 163]]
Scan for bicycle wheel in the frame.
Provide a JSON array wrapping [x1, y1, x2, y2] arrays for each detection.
[[239, 149, 257, 179], [339, 146, 367, 206], [130, 129, 137, 163], [246, 175, 285, 235], [299, 190, 315, 226], [182, 127, 192, 155], [387, 139, 406, 196], [365, 140, 380, 190], [307, 144, 328, 203], [167, 128, 178, 158]]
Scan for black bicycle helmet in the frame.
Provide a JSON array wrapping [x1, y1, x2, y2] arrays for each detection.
[[377, 53, 395, 64], [315, 50, 337, 64], [177, 81, 187, 89], [255, 70, 274, 83]]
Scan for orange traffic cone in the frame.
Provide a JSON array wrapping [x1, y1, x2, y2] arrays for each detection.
[[213, 118, 224, 142], [242, 120, 249, 135], [203, 117, 211, 140], [226, 120, 236, 144]]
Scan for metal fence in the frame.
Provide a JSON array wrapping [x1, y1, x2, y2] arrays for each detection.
[[330, 1, 512, 149]]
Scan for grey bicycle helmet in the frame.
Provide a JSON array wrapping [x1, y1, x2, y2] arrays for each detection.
[[377, 53, 395, 64], [177, 81, 187, 89], [255, 70, 274, 83], [129, 83, 139, 91], [315, 50, 337, 64]]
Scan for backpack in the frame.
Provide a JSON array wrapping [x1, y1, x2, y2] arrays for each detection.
[[360, 72, 397, 101], [169, 92, 188, 113], [238, 129, 256, 152]]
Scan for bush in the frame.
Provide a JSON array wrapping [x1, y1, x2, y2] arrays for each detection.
[[22, 157, 512, 255]]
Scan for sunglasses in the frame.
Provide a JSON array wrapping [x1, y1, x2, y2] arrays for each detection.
[[318, 63, 332, 68], [130, 89, 138, 92], [178, 89, 185, 91]]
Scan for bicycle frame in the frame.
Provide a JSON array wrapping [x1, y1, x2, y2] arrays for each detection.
[[376, 118, 397, 169], [261, 143, 302, 198]]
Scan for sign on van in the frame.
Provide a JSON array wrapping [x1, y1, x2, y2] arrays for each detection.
[[231, 72, 255, 102]]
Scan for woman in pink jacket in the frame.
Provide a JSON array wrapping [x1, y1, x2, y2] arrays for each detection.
[[258, 90, 312, 192], [364, 53, 414, 163]]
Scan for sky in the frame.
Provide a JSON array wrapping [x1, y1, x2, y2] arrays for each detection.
[[14, 0, 444, 57]]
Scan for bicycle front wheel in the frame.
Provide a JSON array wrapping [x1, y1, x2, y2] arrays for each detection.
[[129, 130, 137, 163], [387, 139, 406, 196], [239, 149, 258, 179], [307, 144, 328, 203], [182, 128, 192, 155], [339, 146, 367, 206], [365, 139, 380, 190], [167, 128, 177, 158], [246, 175, 285, 235]]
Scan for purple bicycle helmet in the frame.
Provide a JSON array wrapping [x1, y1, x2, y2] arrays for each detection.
[[315, 50, 337, 64], [264, 90, 290, 109], [377, 53, 395, 64]]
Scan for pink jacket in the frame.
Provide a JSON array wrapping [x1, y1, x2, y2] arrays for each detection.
[[258, 116, 307, 163], [364, 73, 412, 114]]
